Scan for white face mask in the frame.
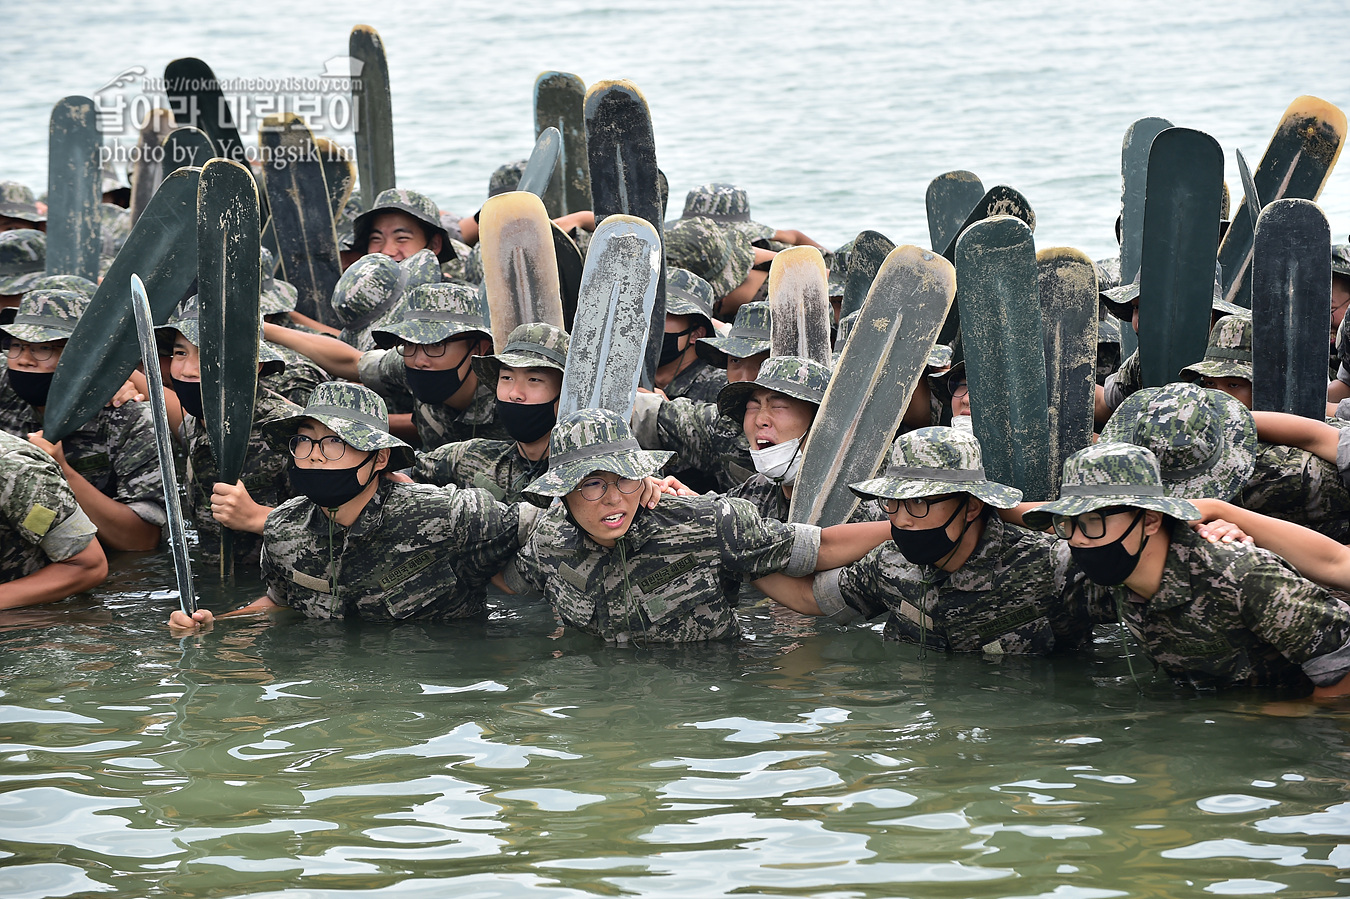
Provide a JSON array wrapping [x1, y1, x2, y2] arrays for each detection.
[[951, 414, 974, 434], [750, 436, 804, 486]]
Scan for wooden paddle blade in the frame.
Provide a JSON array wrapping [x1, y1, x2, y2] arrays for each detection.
[[480, 191, 564, 351], [840, 230, 896, 320], [518, 127, 562, 198], [198, 158, 262, 487], [789, 246, 956, 526], [47, 96, 101, 281], [1036, 247, 1098, 494], [534, 71, 589, 218], [957, 215, 1052, 501], [350, 25, 396, 209], [45, 167, 201, 444], [553, 222, 584, 331], [315, 137, 356, 222], [768, 246, 831, 364], [165, 57, 245, 164], [559, 215, 661, 418], [162, 126, 216, 174], [1252, 199, 1331, 419], [129, 108, 176, 226], [1140, 127, 1224, 389], [1218, 96, 1346, 307], [1119, 117, 1173, 286], [1236, 148, 1261, 230], [925, 170, 984, 254], [938, 185, 1036, 346]]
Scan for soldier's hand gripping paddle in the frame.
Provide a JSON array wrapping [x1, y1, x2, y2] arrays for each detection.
[[768, 246, 832, 365], [1037, 247, 1098, 494], [925, 170, 984, 254], [789, 246, 957, 527], [480, 191, 564, 352], [350, 25, 396, 209], [47, 96, 101, 281], [957, 215, 1053, 501], [1252, 198, 1331, 419], [559, 215, 661, 419], [840, 230, 896, 322], [1139, 127, 1224, 388], [518, 127, 562, 198], [198, 159, 261, 579], [131, 274, 196, 615], [534, 71, 590, 219], [1217, 96, 1346, 308], [45, 167, 201, 444]]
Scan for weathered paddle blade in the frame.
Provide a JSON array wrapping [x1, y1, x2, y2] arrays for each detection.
[[768, 246, 832, 364], [1140, 127, 1224, 388], [840, 230, 896, 320], [350, 25, 396, 209], [585, 81, 664, 385], [1218, 96, 1346, 308], [129, 108, 176, 225], [1037, 247, 1098, 495], [480, 191, 564, 351], [315, 138, 356, 222], [925, 170, 984, 253], [1236, 148, 1261, 230], [957, 215, 1052, 501], [559, 215, 661, 418], [1119, 117, 1173, 364], [789, 246, 957, 527], [46, 167, 200, 443], [260, 114, 342, 327], [1252, 199, 1330, 419], [518, 127, 562, 198], [938, 185, 1036, 346], [47, 96, 101, 281], [130, 274, 196, 615], [162, 126, 216, 174], [534, 71, 589, 218], [164, 58, 245, 164], [553, 222, 584, 331]]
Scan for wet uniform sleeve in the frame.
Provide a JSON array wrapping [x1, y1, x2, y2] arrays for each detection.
[[813, 545, 891, 624], [1239, 555, 1350, 688], [109, 401, 168, 527], [501, 504, 558, 596], [1, 444, 97, 563], [715, 495, 820, 579], [437, 484, 526, 587]]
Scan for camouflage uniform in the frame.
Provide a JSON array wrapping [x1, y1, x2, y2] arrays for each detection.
[[0, 182, 46, 226], [0, 229, 46, 298], [0, 291, 166, 528], [261, 342, 330, 407], [696, 301, 770, 370], [680, 182, 776, 246], [664, 216, 754, 313], [0, 429, 98, 581], [331, 249, 441, 350], [1101, 349, 1141, 412], [726, 472, 885, 523], [631, 393, 754, 494], [352, 188, 457, 264], [503, 408, 821, 644], [661, 269, 727, 405], [259, 382, 534, 620]]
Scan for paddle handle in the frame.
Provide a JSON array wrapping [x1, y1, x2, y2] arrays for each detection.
[[130, 274, 196, 614]]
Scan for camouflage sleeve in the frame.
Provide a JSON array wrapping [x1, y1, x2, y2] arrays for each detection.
[[1239, 553, 1350, 687], [107, 402, 167, 526], [501, 504, 560, 595], [630, 392, 715, 472], [259, 533, 290, 607], [819, 545, 895, 623], [357, 348, 409, 398], [715, 495, 819, 579], [434, 484, 525, 585], [0, 442, 97, 562], [414, 441, 468, 487]]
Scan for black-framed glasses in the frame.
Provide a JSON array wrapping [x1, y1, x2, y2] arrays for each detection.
[[1050, 507, 1136, 540], [875, 494, 957, 518], [2, 336, 62, 362], [949, 379, 968, 399], [396, 339, 452, 358], [289, 434, 350, 461], [576, 476, 642, 502]]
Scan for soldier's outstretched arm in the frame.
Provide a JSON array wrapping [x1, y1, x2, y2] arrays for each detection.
[[0, 540, 107, 610], [752, 572, 823, 616], [167, 595, 282, 634], [815, 521, 890, 570], [1250, 411, 1341, 463], [1192, 499, 1350, 591], [262, 323, 362, 381]]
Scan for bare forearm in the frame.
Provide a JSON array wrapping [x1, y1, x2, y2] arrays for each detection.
[[752, 572, 822, 615], [63, 467, 161, 551], [1328, 379, 1350, 403], [0, 541, 107, 609], [816, 521, 890, 570], [285, 311, 340, 336], [1194, 499, 1350, 589], [1250, 411, 1339, 461], [262, 323, 361, 380]]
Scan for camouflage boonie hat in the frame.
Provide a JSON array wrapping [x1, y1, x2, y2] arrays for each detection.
[[717, 354, 831, 420], [370, 282, 489, 349], [352, 188, 456, 263], [1099, 383, 1256, 501], [681, 182, 774, 243], [926, 360, 966, 402], [1022, 442, 1201, 530], [849, 426, 1023, 509], [24, 274, 96, 300], [488, 160, 527, 198], [263, 381, 415, 471], [258, 248, 298, 316], [1097, 312, 1122, 346], [1179, 312, 1252, 382], [0, 229, 46, 294], [525, 407, 673, 499], [1106, 262, 1233, 321], [330, 253, 399, 327], [471, 321, 570, 384], [336, 195, 363, 251], [664, 216, 754, 301], [1332, 244, 1350, 278], [0, 289, 87, 343], [665, 267, 716, 328], [155, 296, 287, 376], [697, 301, 770, 368], [926, 344, 953, 370], [0, 182, 45, 223]]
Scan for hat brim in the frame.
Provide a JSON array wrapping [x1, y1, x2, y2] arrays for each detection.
[[353, 204, 455, 263], [371, 320, 490, 349], [525, 448, 674, 501], [1101, 282, 1139, 321], [695, 335, 769, 368], [1, 323, 71, 343], [0, 204, 46, 223], [260, 280, 298, 315], [1179, 360, 1252, 381], [470, 349, 565, 385], [717, 376, 823, 420], [1023, 493, 1201, 530], [848, 473, 1023, 510], [0, 270, 44, 295], [263, 411, 415, 470]]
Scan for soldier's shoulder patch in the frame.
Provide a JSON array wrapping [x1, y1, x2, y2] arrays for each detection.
[[22, 504, 57, 537]]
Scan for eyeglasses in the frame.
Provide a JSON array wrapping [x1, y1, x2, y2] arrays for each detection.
[[289, 434, 350, 461], [1050, 507, 1137, 540], [397, 339, 454, 358], [875, 494, 957, 518], [949, 379, 968, 399], [2, 336, 62, 362], [576, 475, 642, 502]]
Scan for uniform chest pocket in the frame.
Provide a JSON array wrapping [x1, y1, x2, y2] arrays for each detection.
[[631, 552, 721, 624], [968, 603, 1056, 655], [378, 551, 444, 619], [549, 564, 598, 627]]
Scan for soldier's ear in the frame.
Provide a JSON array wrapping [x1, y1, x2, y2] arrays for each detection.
[[374, 447, 391, 472], [966, 496, 985, 521], [1143, 510, 1164, 535]]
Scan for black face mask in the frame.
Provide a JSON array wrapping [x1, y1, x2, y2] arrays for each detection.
[[172, 378, 203, 420], [1069, 510, 1149, 586], [404, 344, 473, 405], [7, 368, 53, 407], [288, 452, 378, 510], [889, 497, 970, 566], [495, 398, 557, 444], [659, 326, 695, 368]]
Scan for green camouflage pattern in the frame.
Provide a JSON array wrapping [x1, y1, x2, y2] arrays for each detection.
[[155, 297, 286, 374], [352, 188, 455, 263], [0, 356, 166, 527], [1332, 244, 1350, 277], [259, 247, 299, 315], [729, 470, 884, 524], [1180, 312, 1253, 381], [0, 289, 87, 342], [263, 381, 414, 470], [664, 216, 754, 302], [98, 203, 131, 257], [828, 238, 855, 296], [680, 182, 774, 242], [0, 429, 96, 580], [819, 517, 1099, 654], [1099, 383, 1257, 501], [1024, 442, 1202, 529], [665, 267, 716, 324], [261, 480, 530, 620], [471, 321, 569, 385], [1101, 348, 1142, 413], [260, 341, 330, 407], [415, 437, 549, 507], [370, 282, 488, 348], [664, 357, 727, 406], [526, 407, 672, 499], [23, 274, 96, 299], [504, 493, 820, 644], [1239, 441, 1350, 542], [717, 355, 831, 421], [336, 196, 362, 251], [696, 301, 770, 367], [849, 426, 1023, 509], [630, 392, 753, 493], [336, 249, 441, 350], [357, 348, 509, 449], [0, 229, 45, 281], [488, 160, 527, 197], [0, 182, 45, 223], [1101, 525, 1350, 691]]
